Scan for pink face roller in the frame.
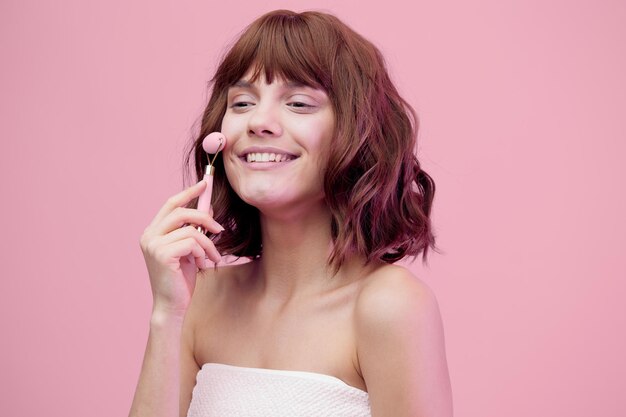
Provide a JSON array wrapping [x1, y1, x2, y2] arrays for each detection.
[[196, 132, 226, 234]]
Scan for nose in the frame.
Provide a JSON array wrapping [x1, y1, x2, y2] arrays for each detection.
[[247, 101, 282, 138]]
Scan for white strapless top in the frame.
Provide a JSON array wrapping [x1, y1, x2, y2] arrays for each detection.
[[186, 363, 371, 417]]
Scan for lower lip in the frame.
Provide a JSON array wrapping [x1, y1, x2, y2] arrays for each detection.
[[238, 157, 298, 170]]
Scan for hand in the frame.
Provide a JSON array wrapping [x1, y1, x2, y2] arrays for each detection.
[[139, 180, 224, 318]]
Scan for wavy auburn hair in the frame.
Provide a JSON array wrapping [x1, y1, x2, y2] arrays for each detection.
[[183, 9, 439, 272]]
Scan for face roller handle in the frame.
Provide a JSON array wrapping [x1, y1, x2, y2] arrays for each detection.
[[196, 132, 226, 234]]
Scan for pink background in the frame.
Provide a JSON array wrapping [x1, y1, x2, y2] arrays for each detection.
[[1, 0, 624, 415]]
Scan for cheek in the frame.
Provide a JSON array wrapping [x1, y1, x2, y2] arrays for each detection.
[[223, 155, 240, 190], [309, 126, 334, 170], [220, 113, 241, 139], [219, 118, 242, 182]]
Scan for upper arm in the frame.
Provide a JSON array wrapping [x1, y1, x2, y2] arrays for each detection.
[[179, 312, 200, 417], [355, 267, 453, 417], [179, 272, 205, 417]]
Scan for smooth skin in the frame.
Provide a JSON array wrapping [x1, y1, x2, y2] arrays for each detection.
[[129, 72, 453, 417]]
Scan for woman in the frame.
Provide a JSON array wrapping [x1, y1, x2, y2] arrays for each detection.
[[130, 9, 453, 417]]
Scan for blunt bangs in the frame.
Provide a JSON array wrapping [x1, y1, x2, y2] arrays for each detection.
[[212, 11, 334, 92]]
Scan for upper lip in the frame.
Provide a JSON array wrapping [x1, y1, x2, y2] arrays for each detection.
[[238, 146, 300, 157]]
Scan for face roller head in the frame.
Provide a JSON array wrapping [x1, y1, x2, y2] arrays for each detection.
[[201, 132, 227, 177], [203, 132, 226, 155]]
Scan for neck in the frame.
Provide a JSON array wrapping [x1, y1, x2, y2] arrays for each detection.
[[254, 202, 340, 302]]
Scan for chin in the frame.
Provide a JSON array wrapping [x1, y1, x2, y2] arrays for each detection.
[[239, 188, 325, 215], [240, 190, 297, 209]]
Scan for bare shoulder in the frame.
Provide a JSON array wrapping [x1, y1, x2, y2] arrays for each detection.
[[355, 263, 438, 321], [353, 264, 453, 416]]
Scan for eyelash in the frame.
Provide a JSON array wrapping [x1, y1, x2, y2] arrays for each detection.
[[230, 101, 314, 109], [289, 102, 313, 108]]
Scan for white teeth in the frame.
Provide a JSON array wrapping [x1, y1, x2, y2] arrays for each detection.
[[245, 152, 295, 163]]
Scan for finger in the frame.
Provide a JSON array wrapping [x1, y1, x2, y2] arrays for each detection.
[[155, 236, 205, 265], [156, 225, 222, 263], [154, 207, 224, 236], [193, 251, 207, 270], [184, 243, 221, 265], [204, 239, 222, 263], [149, 180, 207, 228], [183, 239, 207, 269], [185, 253, 208, 270]]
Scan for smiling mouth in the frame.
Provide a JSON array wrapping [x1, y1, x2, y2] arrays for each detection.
[[242, 152, 298, 163]]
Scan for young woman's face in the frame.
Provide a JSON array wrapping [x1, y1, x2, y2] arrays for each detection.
[[220, 69, 335, 215]]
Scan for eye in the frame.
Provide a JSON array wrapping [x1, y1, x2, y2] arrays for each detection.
[[230, 101, 253, 110], [287, 99, 316, 112], [288, 102, 313, 108]]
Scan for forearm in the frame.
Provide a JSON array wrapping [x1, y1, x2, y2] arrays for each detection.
[[129, 312, 184, 417]]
